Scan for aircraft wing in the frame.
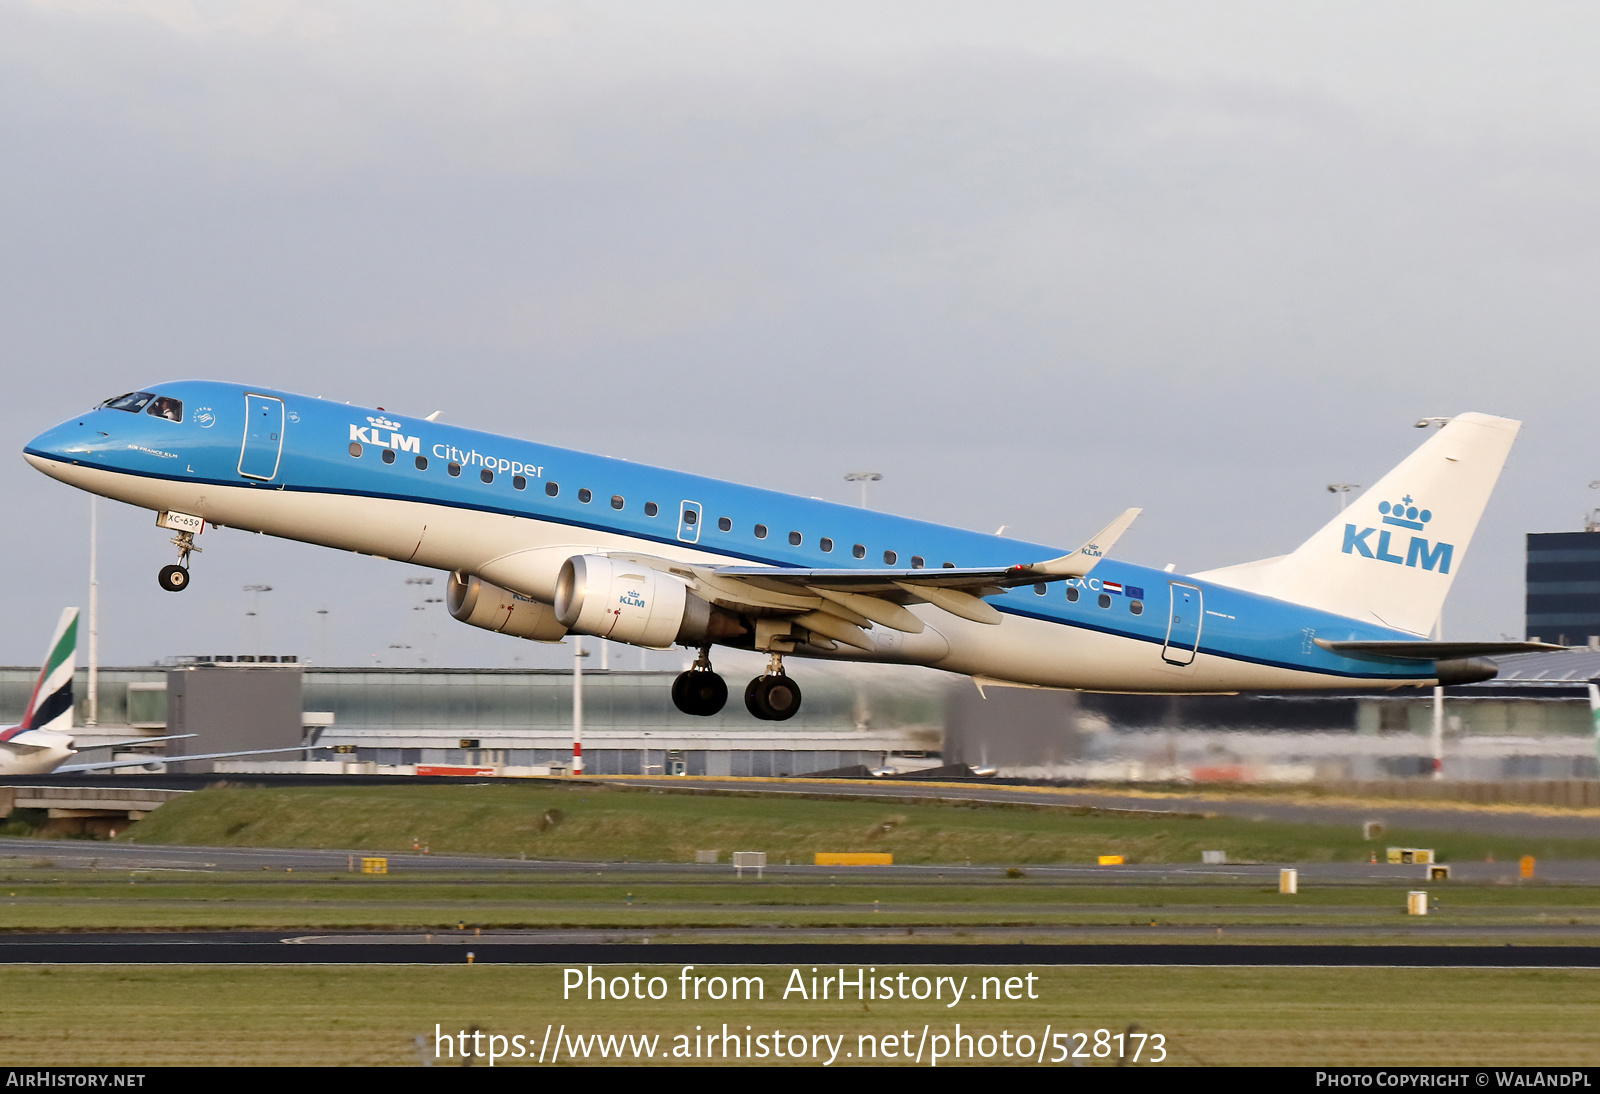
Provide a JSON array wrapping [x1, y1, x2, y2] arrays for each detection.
[[1315, 639, 1569, 660], [55, 744, 329, 774], [615, 508, 1141, 645], [71, 734, 197, 752]]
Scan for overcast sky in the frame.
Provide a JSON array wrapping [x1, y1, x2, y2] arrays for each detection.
[[2, 1, 1597, 673]]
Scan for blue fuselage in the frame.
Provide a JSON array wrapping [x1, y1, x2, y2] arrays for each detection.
[[24, 380, 1432, 691]]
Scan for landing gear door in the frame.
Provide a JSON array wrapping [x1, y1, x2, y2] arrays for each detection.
[[677, 500, 702, 544], [1162, 582, 1203, 666], [238, 394, 285, 481]]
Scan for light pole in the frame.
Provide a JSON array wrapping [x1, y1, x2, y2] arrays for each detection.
[[243, 585, 272, 656], [844, 471, 882, 509], [405, 577, 434, 666], [572, 635, 589, 775], [87, 497, 98, 726], [1415, 416, 1451, 779], [1326, 483, 1360, 512], [315, 609, 329, 665]]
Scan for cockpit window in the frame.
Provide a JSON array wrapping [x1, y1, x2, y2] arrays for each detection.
[[146, 397, 183, 422], [101, 392, 154, 413]]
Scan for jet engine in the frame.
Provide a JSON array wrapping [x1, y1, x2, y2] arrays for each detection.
[[554, 554, 726, 647], [447, 572, 568, 641]]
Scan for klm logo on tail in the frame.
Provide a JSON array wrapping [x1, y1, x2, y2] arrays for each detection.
[[1342, 496, 1454, 573]]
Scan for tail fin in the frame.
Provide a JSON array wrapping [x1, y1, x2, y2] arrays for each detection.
[[22, 608, 78, 734], [1195, 413, 1519, 635]]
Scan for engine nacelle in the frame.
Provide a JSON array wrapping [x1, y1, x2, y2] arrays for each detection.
[[447, 572, 568, 642], [554, 554, 712, 648]]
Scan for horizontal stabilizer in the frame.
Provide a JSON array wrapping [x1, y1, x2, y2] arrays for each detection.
[[1316, 639, 1568, 661]]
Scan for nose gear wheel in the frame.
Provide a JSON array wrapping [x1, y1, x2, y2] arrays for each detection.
[[158, 529, 200, 592]]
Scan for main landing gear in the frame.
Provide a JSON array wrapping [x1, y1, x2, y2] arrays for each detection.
[[157, 529, 200, 593], [744, 653, 802, 722], [672, 648, 729, 717], [671, 648, 804, 720]]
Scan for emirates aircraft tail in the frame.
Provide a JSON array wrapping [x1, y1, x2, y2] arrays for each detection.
[[1, 607, 77, 741]]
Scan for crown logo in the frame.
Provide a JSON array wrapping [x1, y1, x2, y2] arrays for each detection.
[[1378, 495, 1432, 531], [367, 415, 401, 430]]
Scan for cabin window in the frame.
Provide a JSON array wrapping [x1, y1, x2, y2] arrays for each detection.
[[512, 474, 526, 490], [1097, 593, 1112, 609], [1035, 583, 1047, 595], [683, 509, 698, 526], [448, 462, 461, 477], [348, 442, 363, 458], [754, 524, 768, 539], [545, 482, 559, 497], [912, 556, 925, 569], [101, 392, 154, 413], [480, 469, 494, 484], [415, 456, 428, 471], [883, 550, 897, 565], [942, 562, 955, 569], [578, 488, 592, 503], [852, 544, 866, 559], [611, 495, 624, 510], [1130, 600, 1144, 615], [381, 449, 396, 465], [820, 538, 834, 553], [146, 397, 183, 422], [645, 502, 658, 517], [717, 516, 732, 532], [788, 531, 802, 546], [1066, 586, 1079, 602]]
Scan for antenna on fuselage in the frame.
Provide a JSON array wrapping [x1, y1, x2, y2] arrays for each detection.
[[425, 411, 442, 422]]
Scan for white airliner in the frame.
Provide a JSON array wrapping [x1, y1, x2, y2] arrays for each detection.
[[23, 385, 1559, 730], [2, 606, 325, 775]]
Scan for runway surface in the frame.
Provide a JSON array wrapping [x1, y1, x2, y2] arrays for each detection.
[[0, 931, 1594, 966]]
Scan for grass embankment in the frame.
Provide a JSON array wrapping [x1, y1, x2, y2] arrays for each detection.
[[121, 782, 1600, 865], [2, 965, 1597, 1066]]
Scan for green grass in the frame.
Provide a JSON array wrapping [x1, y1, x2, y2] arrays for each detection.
[[2, 863, 1598, 932], [1, 965, 1597, 1065], [118, 781, 1600, 865]]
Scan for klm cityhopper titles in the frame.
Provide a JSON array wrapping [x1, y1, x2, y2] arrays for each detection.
[[23, 383, 1557, 721]]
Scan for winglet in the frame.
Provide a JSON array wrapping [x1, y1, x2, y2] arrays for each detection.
[[1020, 508, 1142, 577]]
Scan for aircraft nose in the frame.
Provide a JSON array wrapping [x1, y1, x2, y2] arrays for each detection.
[[23, 417, 100, 467]]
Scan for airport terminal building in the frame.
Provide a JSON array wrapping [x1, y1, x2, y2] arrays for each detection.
[[2, 648, 1597, 783], [0, 660, 943, 777]]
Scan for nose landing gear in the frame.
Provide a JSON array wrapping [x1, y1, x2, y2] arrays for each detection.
[[671, 647, 728, 716], [745, 653, 802, 721], [157, 528, 200, 593]]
